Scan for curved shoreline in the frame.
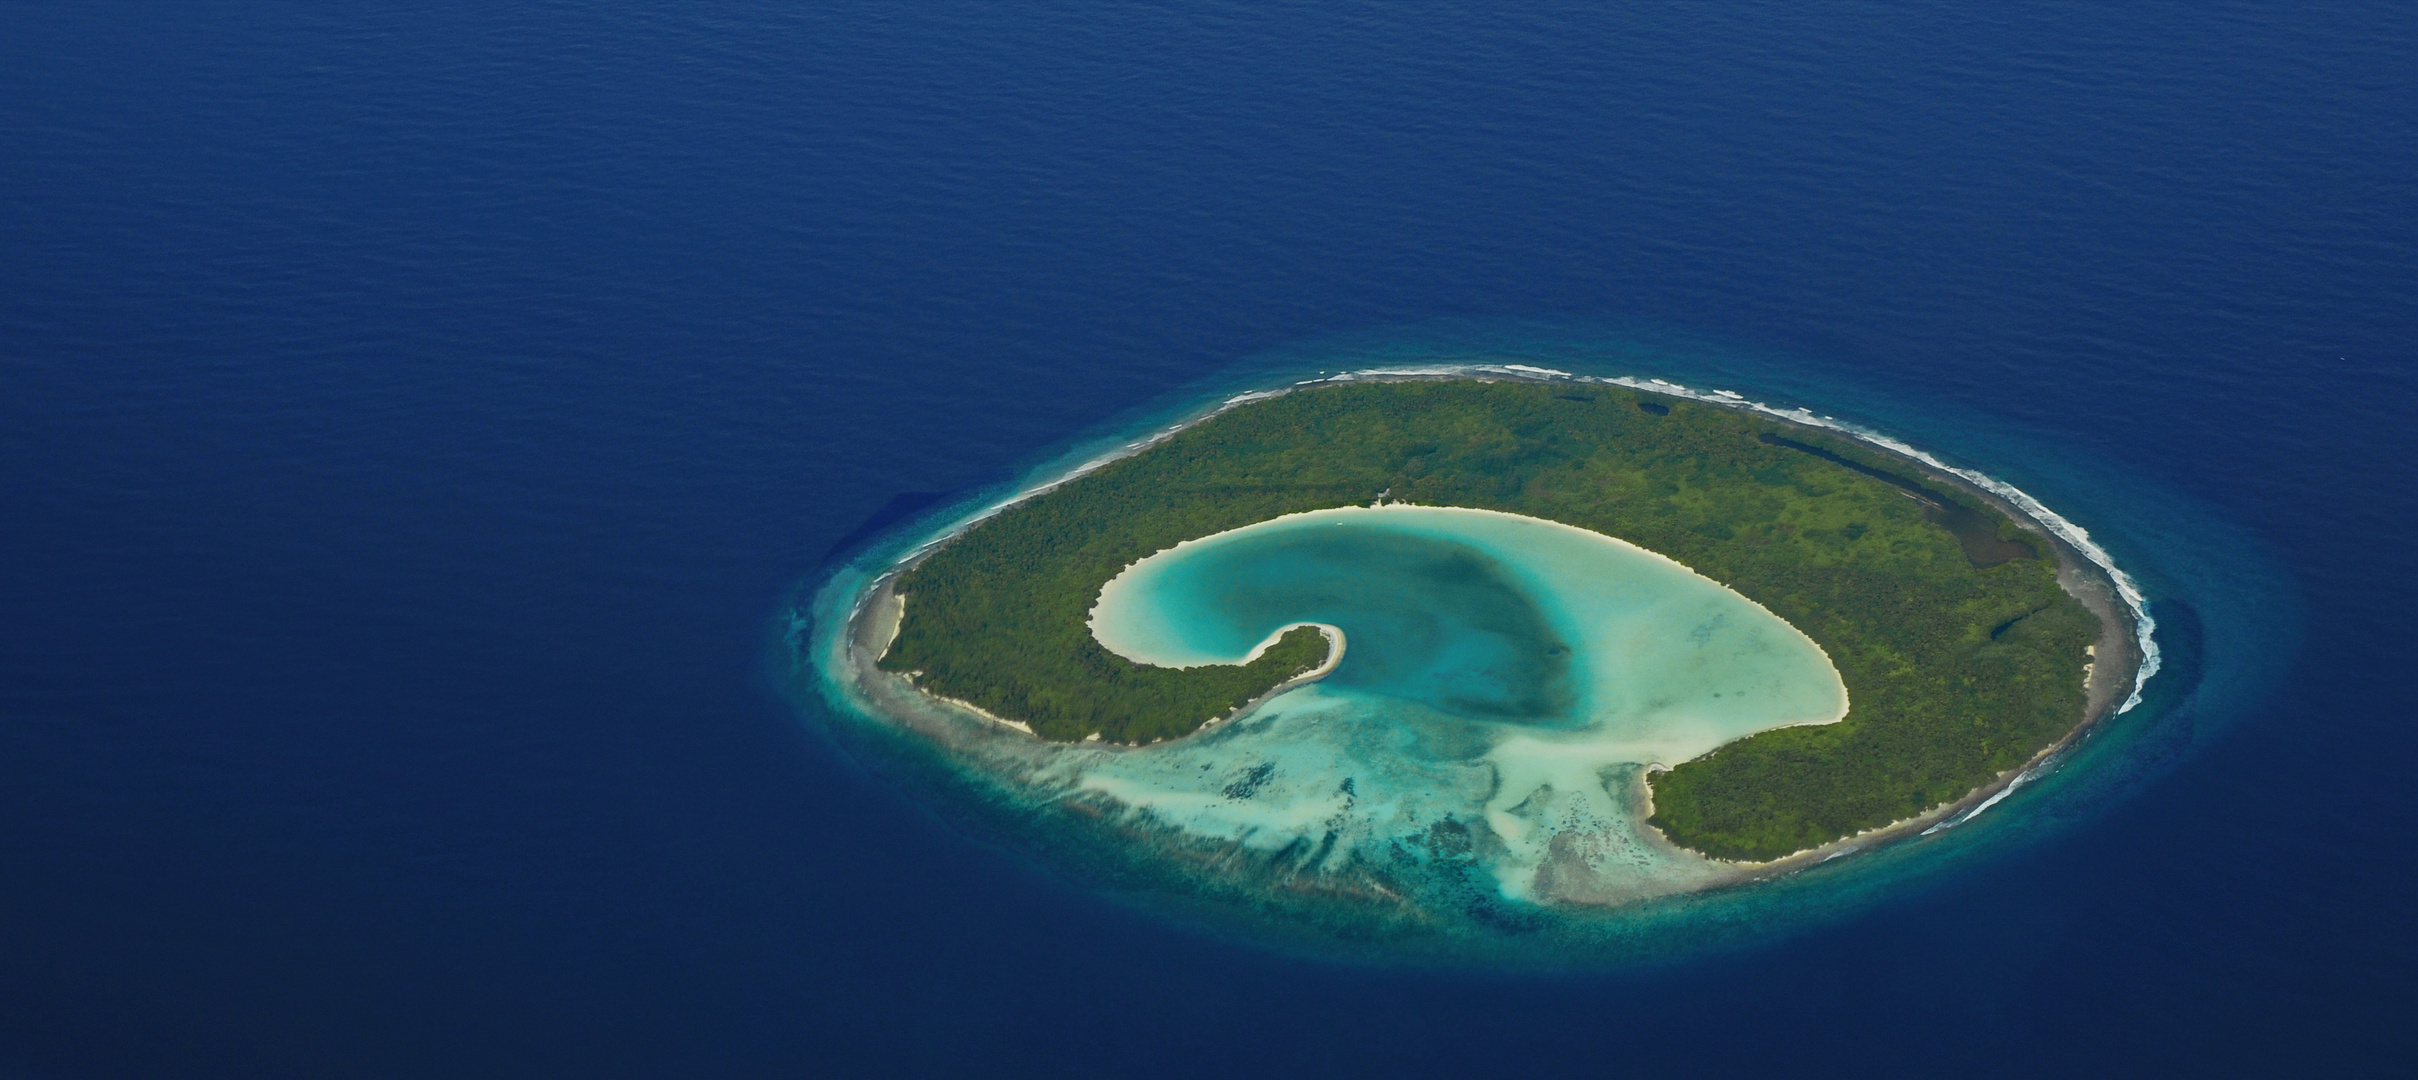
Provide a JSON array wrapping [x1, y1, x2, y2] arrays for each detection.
[[838, 364, 2149, 870]]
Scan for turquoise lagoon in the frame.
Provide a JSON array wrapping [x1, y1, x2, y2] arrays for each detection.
[[1065, 505, 1847, 904]]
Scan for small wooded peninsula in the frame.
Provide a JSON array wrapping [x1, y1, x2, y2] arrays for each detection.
[[878, 379, 2120, 860]]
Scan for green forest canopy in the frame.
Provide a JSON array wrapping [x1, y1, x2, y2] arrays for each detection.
[[879, 379, 2097, 861]]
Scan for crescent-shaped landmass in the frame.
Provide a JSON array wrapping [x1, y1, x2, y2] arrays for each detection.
[[847, 376, 2140, 912]]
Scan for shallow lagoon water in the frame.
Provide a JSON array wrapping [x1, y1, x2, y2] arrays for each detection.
[[1080, 505, 1846, 902]]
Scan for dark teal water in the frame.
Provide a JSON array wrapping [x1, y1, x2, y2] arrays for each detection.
[[0, 3, 2406, 1076]]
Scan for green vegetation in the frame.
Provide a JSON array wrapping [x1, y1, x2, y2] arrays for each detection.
[[879, 380, 2098, 860]]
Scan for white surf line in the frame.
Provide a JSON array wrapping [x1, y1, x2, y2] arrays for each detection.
[[1919, 726, 2095, 834], [1923, 766, 2033, 836]]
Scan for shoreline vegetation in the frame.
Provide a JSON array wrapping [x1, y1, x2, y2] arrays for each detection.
[[868, 376, 2139, 862]]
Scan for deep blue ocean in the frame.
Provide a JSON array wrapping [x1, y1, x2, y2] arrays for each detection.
[[3, 3, 2413, 1076]]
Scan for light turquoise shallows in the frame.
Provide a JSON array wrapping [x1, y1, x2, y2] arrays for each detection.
[[1062, 506, 1847, 902]]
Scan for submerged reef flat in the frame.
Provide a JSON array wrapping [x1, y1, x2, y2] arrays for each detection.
[[831, 374, 2143, 933]]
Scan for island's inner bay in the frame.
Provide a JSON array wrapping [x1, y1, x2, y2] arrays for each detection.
[[836, 377, 2138, 930], [1090, 506, 1847, 758]]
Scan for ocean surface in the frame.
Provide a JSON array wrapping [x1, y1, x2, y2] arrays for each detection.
[[1, 3, 2411, 1076]]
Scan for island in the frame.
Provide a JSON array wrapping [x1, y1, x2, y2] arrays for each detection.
[[853, 375, 2142, 882]]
